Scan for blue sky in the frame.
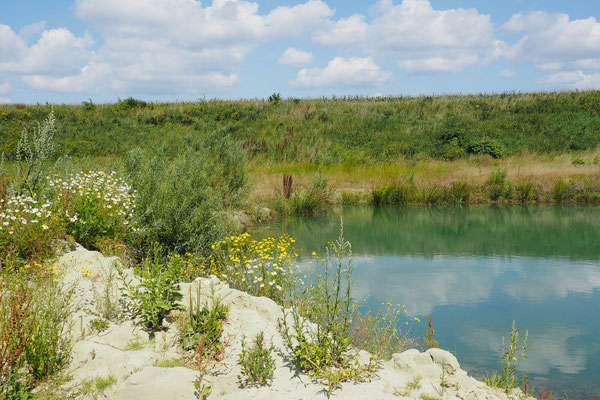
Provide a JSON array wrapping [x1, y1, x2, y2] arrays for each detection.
[[1, 0, 599, 103]]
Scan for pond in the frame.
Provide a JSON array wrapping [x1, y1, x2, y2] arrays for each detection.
[[252, 205, 600, 399]]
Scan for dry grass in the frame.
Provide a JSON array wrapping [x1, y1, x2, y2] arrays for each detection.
[[247, 150, 600, 204]]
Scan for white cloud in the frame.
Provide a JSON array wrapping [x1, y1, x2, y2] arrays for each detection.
[[314, 0, 494, 73], [398, 55, 478, 74], [264, 0, 334, 37], [503, 11, 600, 71], [314, 14, 368, 46], [0, 25, 94, 76], [536, 70, 600, 89], [291, 57, 391, 88], [499, 68, 516, 78], [0, 80, 10, 95], [0, 97, 11, 104], [1, 0, 335, 95], [278, 48, 314, 66], [19, 21, 47, 39]]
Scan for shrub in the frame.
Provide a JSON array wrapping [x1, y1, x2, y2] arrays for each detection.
[[198, 127, 249, 208], [468, 139, 505, 158], [118, 97, 147, 109], [239, 331, 276, 386], [125, 148, 224, 255]]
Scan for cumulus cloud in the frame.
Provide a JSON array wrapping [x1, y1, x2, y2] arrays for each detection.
[[1, 0, 335, 95], [278, 48, 314, 66], [0, 24, 94, 90], [314, 0, 495, 73], [536, 70, 600, 90], [291, 56, 391, 88], [503, 11, 600, 71]]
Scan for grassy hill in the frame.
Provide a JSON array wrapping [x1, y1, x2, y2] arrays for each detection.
[[2, 91, 600, 165]]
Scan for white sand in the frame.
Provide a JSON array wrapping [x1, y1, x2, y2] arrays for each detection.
[[57, 245, 531, 400]]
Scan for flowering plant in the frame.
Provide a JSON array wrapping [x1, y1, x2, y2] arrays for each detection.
[[49, 171, 137, 249]]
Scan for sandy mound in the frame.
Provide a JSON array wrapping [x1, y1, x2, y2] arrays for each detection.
[[56, 245, 530, 400]]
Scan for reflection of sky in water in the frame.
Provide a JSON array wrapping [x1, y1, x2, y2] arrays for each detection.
[[353, 255, 600, 399], [255, 206, 600, 399]]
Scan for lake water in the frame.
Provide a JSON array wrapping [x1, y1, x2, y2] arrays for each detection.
[[252, 205, 600, 399]]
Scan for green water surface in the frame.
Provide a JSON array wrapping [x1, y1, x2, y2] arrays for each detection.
[[253, 205, 600, 399]]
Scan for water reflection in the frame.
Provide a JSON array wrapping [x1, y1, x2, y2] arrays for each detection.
[[253, 205, 600, 399]]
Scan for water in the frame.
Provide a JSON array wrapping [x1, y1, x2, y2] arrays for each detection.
[[252, 205, 600, 399]]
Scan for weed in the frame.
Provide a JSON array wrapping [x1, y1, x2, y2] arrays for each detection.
[[341, 191, 362, 205], [408, 376, 422, 390], [179, 285, 228, 357], [448, 182, 471, 204], [421, 314, 439, 351], [238, 331, 276, 386], [93, 261, 122, 321], [49, 171, 137, 250], [203, 233, 296, 304], [95, 375, 117, 390], [280, 223, 376, 394], [13, 110, 57, 196], [118, 244, 183, 331], [516, 182, 535, 203], [552, 179, 571, 202], [153, 358, 186, 368], [371, 182, 412, 206], [89, 318, 109, 333], [488, 169, 507, 201], [484, 321, 529, 393], [124, 336, 145, 351]]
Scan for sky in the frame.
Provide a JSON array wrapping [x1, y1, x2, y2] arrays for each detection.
[[0, 0, 599, 103]]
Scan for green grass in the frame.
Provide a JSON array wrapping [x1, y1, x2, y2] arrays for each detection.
[[2, 91, 600, 166]]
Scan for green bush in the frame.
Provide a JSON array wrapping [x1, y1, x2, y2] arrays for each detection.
[[125, 148, 224, 255], [468, 139, 505, 158], [198, 127, 248, 208]]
